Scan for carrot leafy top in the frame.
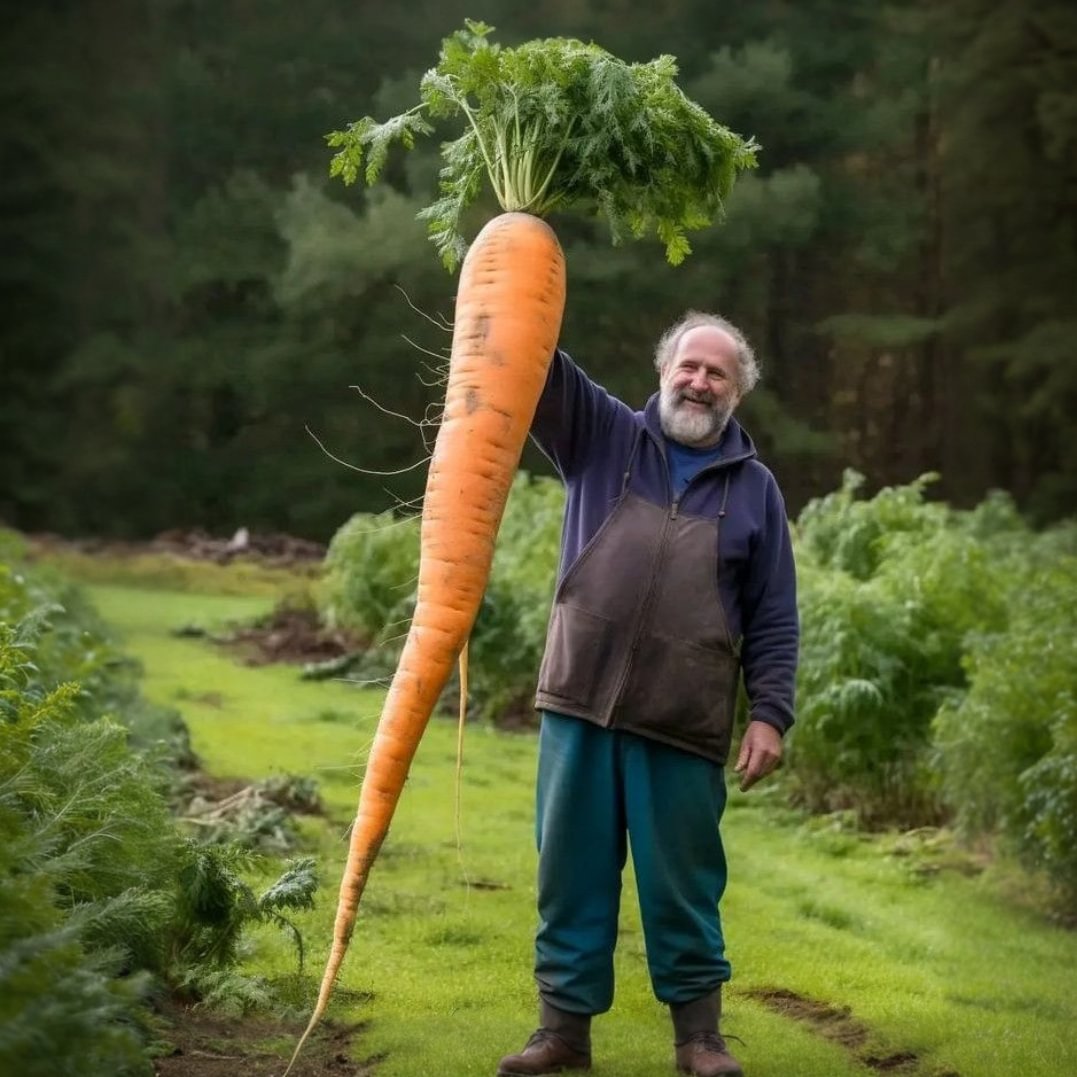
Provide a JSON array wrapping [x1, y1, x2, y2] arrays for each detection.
[[327, 20, 759, 269]]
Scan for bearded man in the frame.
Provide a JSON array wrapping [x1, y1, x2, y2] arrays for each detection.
[[497, 312, 799, 1077]]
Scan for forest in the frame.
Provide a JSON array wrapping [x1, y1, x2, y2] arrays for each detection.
[[2, 0, 1074, 540]]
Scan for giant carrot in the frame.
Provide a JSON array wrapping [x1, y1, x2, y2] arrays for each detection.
[[287, 213, 564, 1066], [288, 20, 757, 1069]]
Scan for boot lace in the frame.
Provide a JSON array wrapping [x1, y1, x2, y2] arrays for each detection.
[[525, 1030, 559, 1049], [685, 1031, 746, 1053], [527, 1028, 587, 1052]]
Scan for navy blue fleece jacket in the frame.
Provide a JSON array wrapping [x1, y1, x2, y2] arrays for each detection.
[[530, 348, 799, 735]]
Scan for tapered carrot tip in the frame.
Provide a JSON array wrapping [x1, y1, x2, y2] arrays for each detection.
[[287, 210, 565, 1072]]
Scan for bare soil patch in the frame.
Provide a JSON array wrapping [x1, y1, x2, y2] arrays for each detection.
[[152, 528, 326, 566], [747, 987, 869, 1051], [152, 1002, 376, 1076], [744, 987, 948, 1074], [32, 527, 326, 568], [220, 604, 362, 667]]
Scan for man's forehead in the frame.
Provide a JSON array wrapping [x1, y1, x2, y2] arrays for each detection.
[[674, 325, 739, 362]]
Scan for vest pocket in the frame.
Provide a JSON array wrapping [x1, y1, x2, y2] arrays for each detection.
[[537, 603, 618, 710], [619, 633, 740, 760]]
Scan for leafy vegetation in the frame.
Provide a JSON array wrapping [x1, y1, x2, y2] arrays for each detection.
[[933, 538, 1077, 907], [0, 549, 321, 1075], [173, 846, 316, 981], [0, 553, 193, 764], [327, 20, 758, 267], [317, 471, 1077, 910], [790, 471, 1008, 823], [320, 511, 419, 645], [792, 476, 1077, 913]]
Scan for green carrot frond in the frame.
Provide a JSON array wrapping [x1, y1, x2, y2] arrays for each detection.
[[327, 110, 433, 186], [328, 23, 759, 270]]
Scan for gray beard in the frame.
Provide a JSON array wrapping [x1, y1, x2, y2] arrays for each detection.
[[658, 386, 733, 447]]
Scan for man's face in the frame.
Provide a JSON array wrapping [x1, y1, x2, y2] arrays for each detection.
[[658, 326, 742, 447]]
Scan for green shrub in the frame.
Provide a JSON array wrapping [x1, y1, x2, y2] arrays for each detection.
[[319, 510, 420, 643], [791, 471, 1077, 906], [795, 469, 944, 579], [790, 474, 1008, 825], [0, 527, 29, 562], [792, 561, 930, 821], [172, 844, 316, 981], [933, 545, 1077, 910], [0, 905, 153, 1077], [1021, 746, 1077, 911]]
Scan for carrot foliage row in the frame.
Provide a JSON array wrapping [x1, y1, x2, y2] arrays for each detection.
[[327, 20, 759, 268]]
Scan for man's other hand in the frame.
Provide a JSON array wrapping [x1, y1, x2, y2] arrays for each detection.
[[733, 720, 783, 792]]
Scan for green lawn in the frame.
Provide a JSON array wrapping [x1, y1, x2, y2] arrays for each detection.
[[90, 583, 1077, 1077]]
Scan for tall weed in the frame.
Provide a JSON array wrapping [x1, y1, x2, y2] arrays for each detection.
[[795, 469, 944, 579]]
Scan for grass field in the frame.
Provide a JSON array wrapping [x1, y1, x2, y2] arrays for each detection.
[[89, 582, 1077, 1077]]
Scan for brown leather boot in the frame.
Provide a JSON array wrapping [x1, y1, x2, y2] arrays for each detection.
[[496, 1001, 592, 1076], [674, 1032, 744, 1077], [671, 989, 744, 1077]]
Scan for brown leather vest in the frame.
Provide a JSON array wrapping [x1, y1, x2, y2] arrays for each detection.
[[535, 476, 741, 764]]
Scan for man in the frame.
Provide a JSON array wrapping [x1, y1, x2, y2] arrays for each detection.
[[497, 312, 799, 1077]]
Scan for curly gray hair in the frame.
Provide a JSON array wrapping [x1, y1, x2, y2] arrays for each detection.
[[653, 311, 760, 395]]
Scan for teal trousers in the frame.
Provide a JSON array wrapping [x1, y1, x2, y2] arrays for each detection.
[[534, 712, 731, 1014]]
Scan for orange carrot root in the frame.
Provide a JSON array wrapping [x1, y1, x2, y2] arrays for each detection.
[[286, 212, 565, 1073]]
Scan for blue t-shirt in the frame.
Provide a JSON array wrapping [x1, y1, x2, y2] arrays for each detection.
[[665, 438, 722, 498]]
